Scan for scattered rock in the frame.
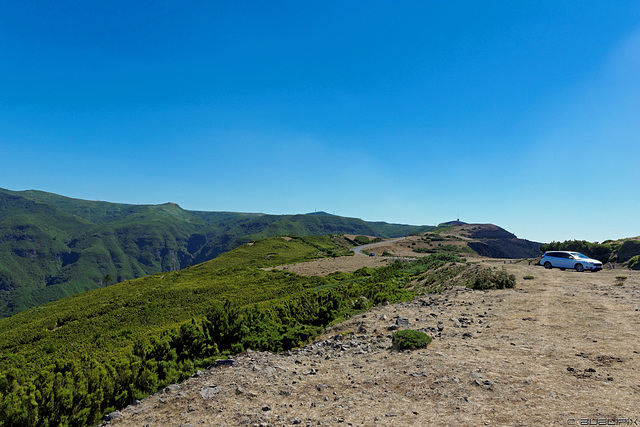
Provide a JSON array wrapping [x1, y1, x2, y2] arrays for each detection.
[[396, 317, 410, 327], [473, 379, 494, 390], [164, 384, 180, 393], [104, 411, 123, 422], [200, 385, 220, 399]]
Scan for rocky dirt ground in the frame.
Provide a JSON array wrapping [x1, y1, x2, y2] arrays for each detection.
[[103, 252, 640, 426]]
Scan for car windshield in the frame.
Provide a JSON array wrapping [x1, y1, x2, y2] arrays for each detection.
[[572, 253, 589, 259]]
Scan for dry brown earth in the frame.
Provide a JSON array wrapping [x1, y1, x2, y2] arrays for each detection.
[[104, 255, 640, 426]]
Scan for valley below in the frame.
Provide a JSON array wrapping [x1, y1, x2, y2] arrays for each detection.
[[104, 260, 640, 426]]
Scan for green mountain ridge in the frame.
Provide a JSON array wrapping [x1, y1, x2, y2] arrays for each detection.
[[0, 188, 434, 318]]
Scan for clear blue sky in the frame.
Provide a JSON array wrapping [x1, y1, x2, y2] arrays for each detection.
[[1, 1, 639, 243]]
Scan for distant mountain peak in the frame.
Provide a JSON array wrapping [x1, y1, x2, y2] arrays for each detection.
[[439, 219, 467, 226], [306, 211, 335, 216]]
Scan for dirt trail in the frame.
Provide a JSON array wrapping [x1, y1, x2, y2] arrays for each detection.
[[105, 262, 640, 426]]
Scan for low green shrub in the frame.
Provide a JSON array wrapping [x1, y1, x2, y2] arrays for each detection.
[[615, 276, 627, 286], [523, 275, 534, 280], [353, 235, 370, 245], [391, 329, 432, 350], [468, 267, 516, 290]]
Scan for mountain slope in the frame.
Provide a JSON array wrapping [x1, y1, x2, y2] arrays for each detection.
[[0, 188, 434, 317], [0, 234, 466, 426], [439, 222, 542, 258]]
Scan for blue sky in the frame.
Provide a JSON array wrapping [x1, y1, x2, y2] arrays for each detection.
[[1, 1, 639, 243]]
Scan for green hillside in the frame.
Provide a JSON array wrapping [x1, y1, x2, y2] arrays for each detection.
[[0, 233, 504, 426], [0, 188, 434, 317]]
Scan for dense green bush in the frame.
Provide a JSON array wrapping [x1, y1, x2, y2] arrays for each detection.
[[353, 235, 370, 245], [619, 241, 640, 263], [540, 240, 613, 262], [391, 329, 432, 350]]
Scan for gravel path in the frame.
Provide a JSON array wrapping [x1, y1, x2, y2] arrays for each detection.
[[350, 238, 405, 256]]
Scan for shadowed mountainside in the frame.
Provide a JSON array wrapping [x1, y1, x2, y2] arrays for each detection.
[[433, 222, 542, 259]]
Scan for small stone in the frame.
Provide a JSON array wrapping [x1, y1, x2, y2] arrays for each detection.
[[473, 379, 494, 390], [396, 317, 410, 327], [200, 385, 220, 399], [165, 384, 180, 393], [104, 411, 123, 422]]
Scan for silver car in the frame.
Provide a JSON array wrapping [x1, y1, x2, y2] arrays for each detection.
[[540, 251, 603, 272]]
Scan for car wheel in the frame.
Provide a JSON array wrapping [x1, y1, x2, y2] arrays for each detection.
[[544, 262, 552, 269], [575, 263, 584, 272]]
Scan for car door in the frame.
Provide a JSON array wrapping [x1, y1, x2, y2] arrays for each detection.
[[544, 252, 560, 268], [560, 253, 573, 268]]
